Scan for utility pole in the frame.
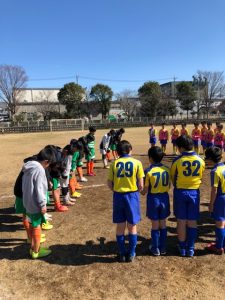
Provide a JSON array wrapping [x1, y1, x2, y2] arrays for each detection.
[[173, 76, 177, 98], [76, 75, 79, 84]]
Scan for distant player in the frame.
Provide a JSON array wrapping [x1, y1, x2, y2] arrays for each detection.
[[159, 123, 168, 154], [200, 121, 207, 155], [148, 123, 157, 147], [206, 121, 214, 148], [205, 147, 225, 254], [142, 146, 170, 256], [100, 129, 115, 168], [171, 135, 205, 257], [85, 126, 97, 176], [192, 122, 201, 154], [107, 140, 144, 262], [180, 123, 189, 136], [214, 124, 225, 150], [110, 128, 125, 160], [171, 123, 180, 155]]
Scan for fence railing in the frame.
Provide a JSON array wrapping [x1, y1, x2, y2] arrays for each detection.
[[1, 116, 225, 134]]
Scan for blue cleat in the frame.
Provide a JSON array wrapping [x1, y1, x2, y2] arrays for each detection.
[[149, 246, 160, 256]]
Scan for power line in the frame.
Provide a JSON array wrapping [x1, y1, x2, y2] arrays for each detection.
[[28, 74, 175, 83]]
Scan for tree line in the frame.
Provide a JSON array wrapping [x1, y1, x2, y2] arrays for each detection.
[[0, 64, 225, 121]]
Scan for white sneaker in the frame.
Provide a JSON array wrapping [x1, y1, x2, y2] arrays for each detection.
[[44, 213, 52, 221], [78, 177, 88, 182]]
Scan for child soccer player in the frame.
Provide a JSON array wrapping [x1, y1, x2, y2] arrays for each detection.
[[142, 146, 170, 256], [171, 135, 205, 257], [85, 126, 97, 176], [180, 123, 189, 136], [214, 124, 225, 150], [171, 123, 180, 155], [205, 147, 225, 254], [192, 122, 201, 154], [100, 129, 115, 168], [22, 148, 55, 259], [200, 121, 207, 155], [206, 121, 214, 148], [159, 123, 168, 154], [148, 124, 157, 147], [107, 140, 144, 262], [110, 128, 125, 160]]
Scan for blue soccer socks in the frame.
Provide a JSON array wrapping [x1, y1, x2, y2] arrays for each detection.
[[128, 233, 137, 257], [215, 227, 225, 249], [160, 228, 167, 254], [187, 227, 197, 249], [178, 241, 186, 257], [116, 235, 126, 256], [151, 229, 160, 251]]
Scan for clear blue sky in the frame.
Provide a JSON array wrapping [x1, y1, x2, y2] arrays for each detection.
[[1, 0, 225, 93]]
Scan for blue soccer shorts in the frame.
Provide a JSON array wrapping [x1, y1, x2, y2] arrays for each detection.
[[212, 195, 225, 221], [193, 140, 200, 147], [146, 193, 170, 220], [206, 142, 214, 148], [172, 139, 177, 145], [150, 137, 157, 144], [113, 191, 141, 225], [173, 189, 200, 220], [160, 140, 167, 145], [201, 140, 206, 147]]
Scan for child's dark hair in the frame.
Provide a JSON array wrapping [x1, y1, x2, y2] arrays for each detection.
[[201, 120, 206, 125], [117, 140, 132, 156], [161, 122, 165, 126], [176, 135, 193, 151], [207, 121, 212, 126], [181, 123, 186, 127], [37, 148, 56, 164], [194, 122, 199, 126], [148, 146, 164, 163], [119, 128, 125, 134], [205, 147, 222, 163], [109, 129, 115, 135], [89, 126, 96, 133]]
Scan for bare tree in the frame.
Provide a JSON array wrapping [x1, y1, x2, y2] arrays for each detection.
[[0, 65, 28, 118], [116, 89, 138, 120], [196, 70, 225, 118], [36, 90, 58, 120]]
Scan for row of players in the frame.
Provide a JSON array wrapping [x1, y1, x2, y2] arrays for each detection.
[[107, 137, 225, 263], [13, 126, 125, 259], [149, 121, 224, 155]]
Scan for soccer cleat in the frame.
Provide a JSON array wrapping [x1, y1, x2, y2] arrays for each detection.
[[42, 221, 53, 230], [27, 236, 46, 244], [149, 246, 160, 256], [30, 247, 50, 256], [78, 177, 88, 182], [178, 245, 186, 257], [31, 247, 52, 259], [64, 200, 75, 206], [104, 166, 110, 169], [186, 249, 195, 257], [71, 191, 81, 198], [55, 205, 69, 212], [126, 254, 136, 262], [205, 243, 224, 255], [89, 172, 96, 176], [160, 248, 167, 255], [117, 254, 126, 263]]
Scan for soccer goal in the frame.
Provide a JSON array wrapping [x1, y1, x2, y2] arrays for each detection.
[[49, 118, 84, 131]]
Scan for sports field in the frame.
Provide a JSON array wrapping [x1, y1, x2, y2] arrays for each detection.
[[0, 126, 225, 300]]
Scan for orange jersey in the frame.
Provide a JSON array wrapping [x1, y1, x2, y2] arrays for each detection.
[[171, 128, 180, 140], [201, 127, 207, 141], [159, 129, 168, 140], [214, 132, 225, 146], [180, 128, 189, 136], [206, 129, 214, 143], [192, 128, 201, 141]]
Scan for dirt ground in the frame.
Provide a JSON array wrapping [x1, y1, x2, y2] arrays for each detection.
[[0, 126, 225, 300]]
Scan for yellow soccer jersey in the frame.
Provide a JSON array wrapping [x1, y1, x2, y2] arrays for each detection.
[[108, 155, 144, 193], [145, 164, 170, 194], [171, 151, 205, 189], [211, 163, 225, 195]]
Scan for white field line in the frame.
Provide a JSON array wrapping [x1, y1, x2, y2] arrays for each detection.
[[0, 184, 107, 199]]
